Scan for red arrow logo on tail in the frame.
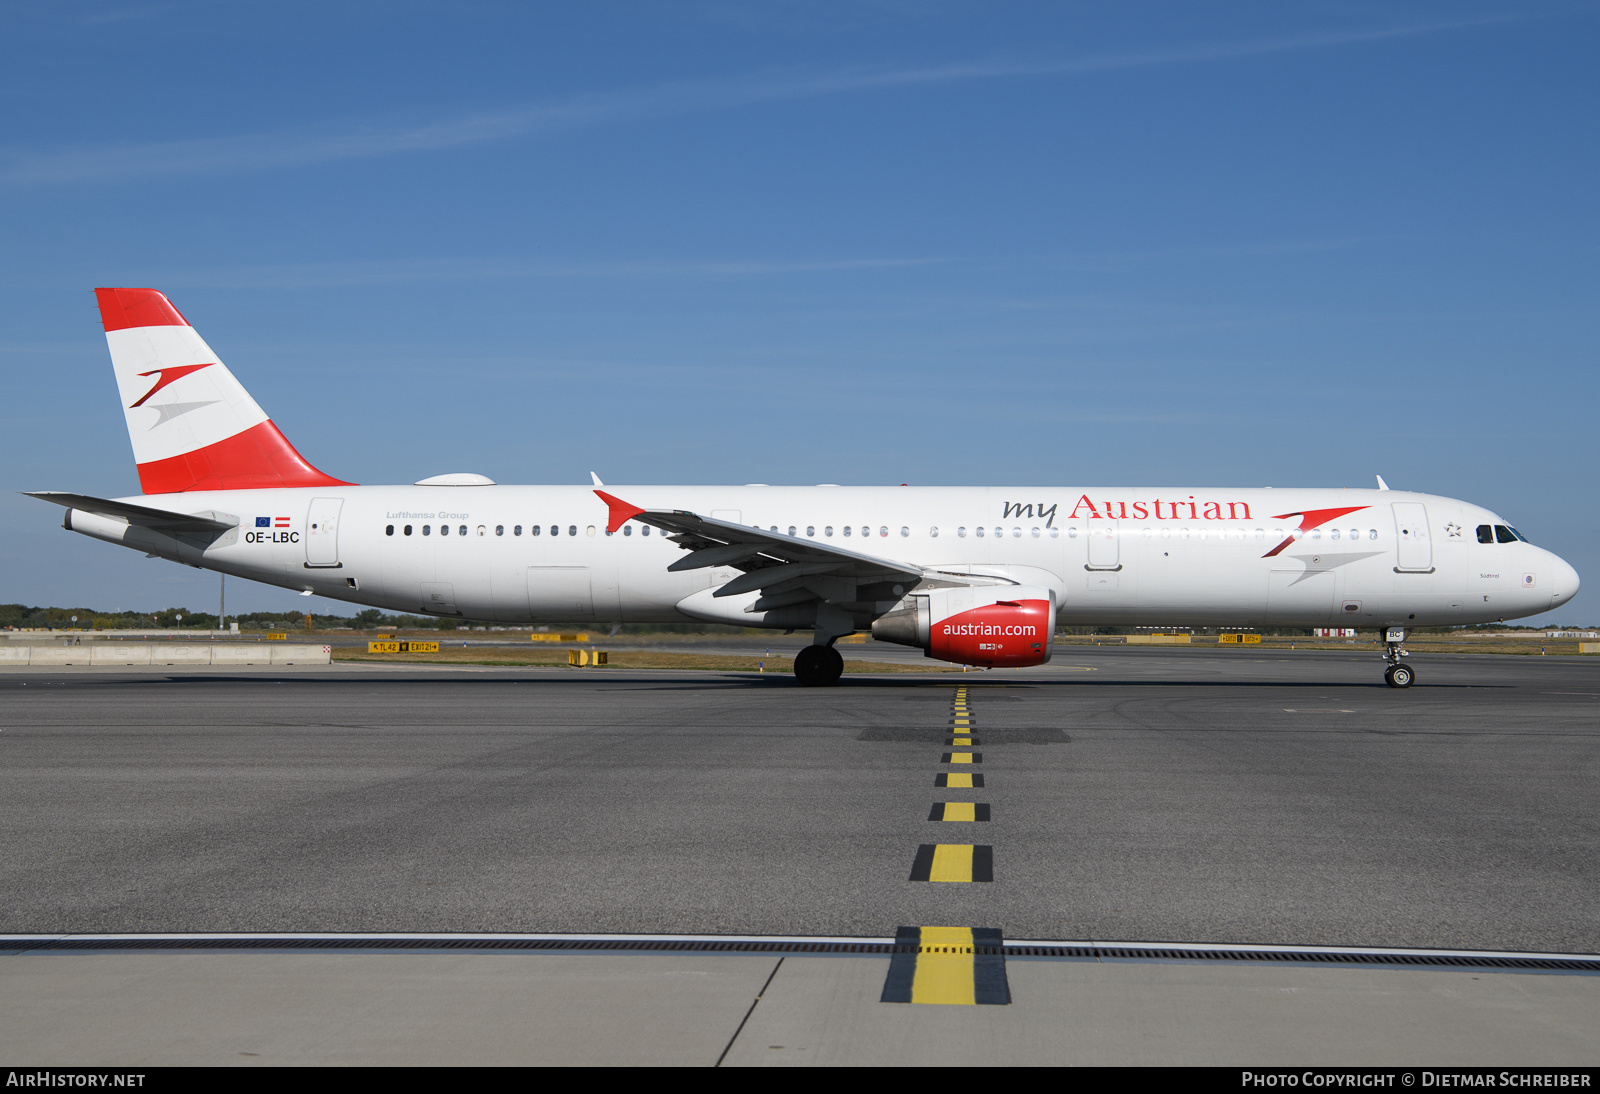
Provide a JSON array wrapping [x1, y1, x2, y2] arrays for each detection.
[[129, 362, 213, 408]]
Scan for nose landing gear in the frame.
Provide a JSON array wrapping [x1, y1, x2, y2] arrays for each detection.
[[1382, 626, 1414, 688]]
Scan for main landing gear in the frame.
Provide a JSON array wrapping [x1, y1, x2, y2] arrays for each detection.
[[1383, 627, 1414, 689], [794, 644, 844, 687]]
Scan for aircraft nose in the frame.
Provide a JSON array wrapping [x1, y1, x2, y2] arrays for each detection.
[[1548, 552, 1580, 610]]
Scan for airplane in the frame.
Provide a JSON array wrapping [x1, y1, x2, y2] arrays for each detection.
[[26, 287, 1580, 688]]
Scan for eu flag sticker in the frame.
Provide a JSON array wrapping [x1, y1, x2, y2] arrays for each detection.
[[255, 517, 271, 527]]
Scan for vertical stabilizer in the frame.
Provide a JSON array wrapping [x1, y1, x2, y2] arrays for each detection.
[[95, 288, 350, 493]]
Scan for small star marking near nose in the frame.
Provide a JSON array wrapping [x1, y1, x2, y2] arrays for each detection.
[[1444, 521, 1462, 537]]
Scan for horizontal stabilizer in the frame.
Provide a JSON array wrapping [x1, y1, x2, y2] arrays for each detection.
[[24, 491, 237, 534]]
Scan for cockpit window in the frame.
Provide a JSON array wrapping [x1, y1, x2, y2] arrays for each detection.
[[1494, 525, 1516, 544], [1507, 526, 1529, 544], [1477, 525, 1493, 544]]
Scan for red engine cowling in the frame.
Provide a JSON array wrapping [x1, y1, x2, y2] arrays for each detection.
[[872, 585, 1055, 668]]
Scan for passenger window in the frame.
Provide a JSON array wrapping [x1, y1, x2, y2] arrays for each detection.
[[441, 524, 449, 536], [957, 527, 966, 537], [879, 526, 888, 537], [642, 526, 650, 536], [843, 526, 851, 536], [386, 525, 394, 536], [531, 525, 541, 536], [1477, 525, 1493, 544], [462, 525, 469, 537], [824, 526, 833, 537], [624, 525, 632, 536], [423, 525, 431, 536], [788, 526, 797, 536], [1049, 527, 1059, 538], [930, 526, 939, 538], [1032, 527, 1041, 538], [570, 526, 578, 537], [806, 526, 815, 537], [550, 526, 559, 536], [404, 525, 413, 536], [975, 527, 985, 538], [514, 525, 522, 536], [902, 527, 910, 537], [1495, 525, 1515, 543]]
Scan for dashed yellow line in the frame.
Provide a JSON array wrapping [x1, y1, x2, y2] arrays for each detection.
[[909, 843, 993, 882], [880, 926, 1010, 1005], [928, 802, 991, 821]]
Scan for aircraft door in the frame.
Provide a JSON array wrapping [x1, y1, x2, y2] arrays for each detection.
[[304, 497, 343, 568], [1087, 519, 1120, 570], [1392, 502, 1433, 572]]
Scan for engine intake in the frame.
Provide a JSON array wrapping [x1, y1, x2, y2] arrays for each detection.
[[873, 585, 1055, 668]]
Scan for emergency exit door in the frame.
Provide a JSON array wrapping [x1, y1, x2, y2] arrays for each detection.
[[304, 497, 343, 568]]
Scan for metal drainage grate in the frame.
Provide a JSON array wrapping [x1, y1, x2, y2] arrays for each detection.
[[1010, 944, 1600, 972], [4, 936, 897, 956], [4, 936, 1596, 972]]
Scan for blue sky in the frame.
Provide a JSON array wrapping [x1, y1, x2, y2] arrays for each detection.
[[2, 1, 1595, 622]]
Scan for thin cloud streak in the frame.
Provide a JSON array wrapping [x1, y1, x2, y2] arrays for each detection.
[[152, 255, 948, 289], [0, 12, 1548, 185]]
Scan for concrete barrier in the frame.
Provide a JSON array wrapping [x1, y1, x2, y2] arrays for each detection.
[[210, 645, 269, 665], [27, 647, 87, 665], [1581, 642, 1600, 655], [271, 645, 332, 664], [0, 644, 331, 666], [91, 645, 151, 665], [150, 645, 212, 665]]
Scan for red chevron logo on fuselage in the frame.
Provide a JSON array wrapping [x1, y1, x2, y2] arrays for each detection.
[[1262, 506, 1372, 558], [129, 362, 213, 408]]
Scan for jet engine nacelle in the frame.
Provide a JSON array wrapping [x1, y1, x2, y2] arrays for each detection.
[[872, 585, 1055, 668]]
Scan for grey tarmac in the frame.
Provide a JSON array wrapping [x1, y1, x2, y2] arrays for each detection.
[[2, 647, 1597, 1064]]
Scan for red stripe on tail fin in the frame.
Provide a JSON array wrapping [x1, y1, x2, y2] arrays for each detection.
[[136, 419, 352, 493], [95, 288, 190, 332]]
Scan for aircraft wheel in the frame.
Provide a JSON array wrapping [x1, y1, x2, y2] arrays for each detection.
[[1385, 664, 1414, 689], [794, 644, 844, 686]]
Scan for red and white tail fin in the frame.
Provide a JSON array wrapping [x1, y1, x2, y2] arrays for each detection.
[[95, 288, 350, 494]]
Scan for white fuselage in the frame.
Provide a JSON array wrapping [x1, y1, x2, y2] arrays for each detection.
[[72, 484, 1579, 630]]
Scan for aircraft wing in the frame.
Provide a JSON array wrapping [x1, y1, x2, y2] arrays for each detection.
[[595, 489, 923, 608], [25, 491, 238, 535]]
